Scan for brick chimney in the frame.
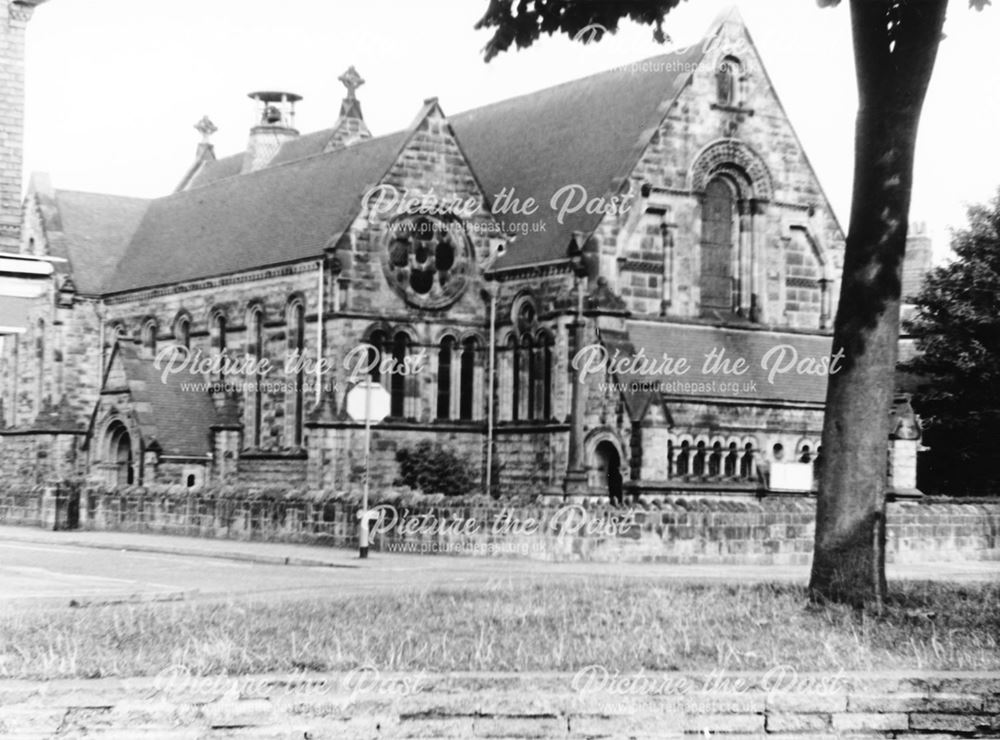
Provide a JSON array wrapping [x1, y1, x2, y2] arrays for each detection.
[[0, 0, 47, 252], [324, 66, 371, 152], [242, 91, 301, 173]]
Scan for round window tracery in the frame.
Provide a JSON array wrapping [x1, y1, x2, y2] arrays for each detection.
[[382, 214, 472, 309]]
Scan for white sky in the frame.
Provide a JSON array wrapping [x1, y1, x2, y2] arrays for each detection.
[[22, 0, 1000, 263]]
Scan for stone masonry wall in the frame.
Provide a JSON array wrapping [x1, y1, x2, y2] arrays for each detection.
[[0, 0, 35, 252], [5, 489, 996, 566], [0, 671, 997, 738]]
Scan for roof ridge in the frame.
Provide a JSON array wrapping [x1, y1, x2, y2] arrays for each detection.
[[178, 127, 408, 197], [54, 188, 151, 202], [450, 46, 701, 121]]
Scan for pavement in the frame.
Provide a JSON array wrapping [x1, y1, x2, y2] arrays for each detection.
[[0, 525, 997, 608]]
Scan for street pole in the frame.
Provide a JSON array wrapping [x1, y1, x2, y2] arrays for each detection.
[[564, 234, 590, 498], [485, 287, 497, 496], [360, 378, 371, 559], [315, 258, 323, 405]]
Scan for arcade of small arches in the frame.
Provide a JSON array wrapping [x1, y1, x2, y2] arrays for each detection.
[[665, 434, 822, 483]]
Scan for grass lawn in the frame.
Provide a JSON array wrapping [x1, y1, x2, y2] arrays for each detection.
[[1, 578, 997, 679]]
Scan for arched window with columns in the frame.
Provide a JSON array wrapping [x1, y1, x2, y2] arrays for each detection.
[[141, 318, 157, 357], [174, 313, 191, 350], [459, 337, 477, 421], [520, 334, 535, 420], [508, 335, 519, 422], [437, 336, 454, 420], [700, 177, 737, 314], [716, 55, 742, 106], [247, 306, 264, 447], [535, 330, 554, 420], [35, 319, 45, 414], [389, 331, 409, 418], [366, 329, 388, 385], [287, 301, 305, 446]]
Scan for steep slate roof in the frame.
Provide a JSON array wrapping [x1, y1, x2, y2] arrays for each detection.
[[103, 131, 408, 293], [102, 44, 705, 291], [113, 342, 220, 457], [450, 44, 704, 270], [51, 190, 149, 294], [623, 320, 834, 407], [184, 153, 244, 189]]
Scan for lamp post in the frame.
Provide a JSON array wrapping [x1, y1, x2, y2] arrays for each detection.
[[564, 232, 590, 498]]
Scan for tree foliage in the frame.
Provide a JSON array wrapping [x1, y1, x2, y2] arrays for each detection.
[[395, 440, 477, 495], [476, 0, 681, 61], [902, 191, 1000, 495], [475, 0, 989, 62], [476, 0, 990, 607]]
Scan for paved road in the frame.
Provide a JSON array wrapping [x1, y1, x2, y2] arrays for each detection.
[[0, 526, 996, 607]]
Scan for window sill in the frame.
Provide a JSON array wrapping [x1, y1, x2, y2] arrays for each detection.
[[710, 103, 754, 116]]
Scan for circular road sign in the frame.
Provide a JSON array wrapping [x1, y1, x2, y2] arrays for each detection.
[[345, 380, 391, 424]]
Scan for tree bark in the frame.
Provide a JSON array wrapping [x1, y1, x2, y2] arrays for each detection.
[[809, 0, 948, 607]]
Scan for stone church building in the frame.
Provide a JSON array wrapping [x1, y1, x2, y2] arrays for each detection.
[[0, 5, 927, 498]]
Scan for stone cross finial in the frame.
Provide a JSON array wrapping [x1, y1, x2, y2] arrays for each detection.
[[338, 66, 365, 101], [194, 115, 218, 143]]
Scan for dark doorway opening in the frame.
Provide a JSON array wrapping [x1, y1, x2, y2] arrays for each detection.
[[594, 440, 623, 505]]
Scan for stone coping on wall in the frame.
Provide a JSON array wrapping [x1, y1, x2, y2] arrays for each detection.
[[4, 488, 999, 566], [0, 671, 997, 737]]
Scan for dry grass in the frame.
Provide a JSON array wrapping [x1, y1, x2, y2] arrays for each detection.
[[0, 578, 997, 679]]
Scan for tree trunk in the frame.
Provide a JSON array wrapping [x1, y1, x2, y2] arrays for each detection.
[[809, 0, 948, 607]]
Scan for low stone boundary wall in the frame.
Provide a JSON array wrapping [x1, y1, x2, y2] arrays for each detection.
[[0, 671, 997, 738], [1, 486, 998, 565]]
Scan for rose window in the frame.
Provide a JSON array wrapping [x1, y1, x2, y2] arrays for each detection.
[[382, 215, 471, 309]]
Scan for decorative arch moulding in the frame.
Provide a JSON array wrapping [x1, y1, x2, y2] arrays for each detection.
[[688, 138, 774, 202]]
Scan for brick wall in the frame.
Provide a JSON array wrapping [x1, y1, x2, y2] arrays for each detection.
[[0, 671, 996, 737]]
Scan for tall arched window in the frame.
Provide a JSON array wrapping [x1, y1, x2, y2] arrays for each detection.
[[107, 421, 134, 486], [174, 314, 190, 350], [708, 441, 723, 477], [213, 313, 227, 353], [248, 307, 264, 447], [35, 319, 45, 414], [700, 178, 736, 314], [693, 441, 707, 477], [536, 331, 554, 420], [366, 330, 387, 385], [740, 442, 755, 479], [725, 442, 739, 477], [716, 55, 740, 106], [211, 312, 227, 381], [509, 335, 520, 422], [676, 441, 690, 477], [521, 335, 535, 421], [288, 302, 305, 446], [437, 337, 454, 420], [390, 331, 408, 418], [141, 319, 157, 356], [459, 337, 477, 421]]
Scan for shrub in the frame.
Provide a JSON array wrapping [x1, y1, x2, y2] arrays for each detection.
[[394, 440, 476, 496]]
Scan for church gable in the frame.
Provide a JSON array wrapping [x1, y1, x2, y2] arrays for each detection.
[[600, 10, 843, 329], [337, 101, 498, 319]]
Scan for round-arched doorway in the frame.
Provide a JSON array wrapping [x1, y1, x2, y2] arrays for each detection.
[[593, 440, 623, 505], [107, 421, 134, 486]]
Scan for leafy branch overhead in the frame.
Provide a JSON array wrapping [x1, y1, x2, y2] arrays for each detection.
[[476, 0, 990, 62], [476, 0, 684, 60]]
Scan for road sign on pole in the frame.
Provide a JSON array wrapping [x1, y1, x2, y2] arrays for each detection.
[[345, 380, 391, 558]]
